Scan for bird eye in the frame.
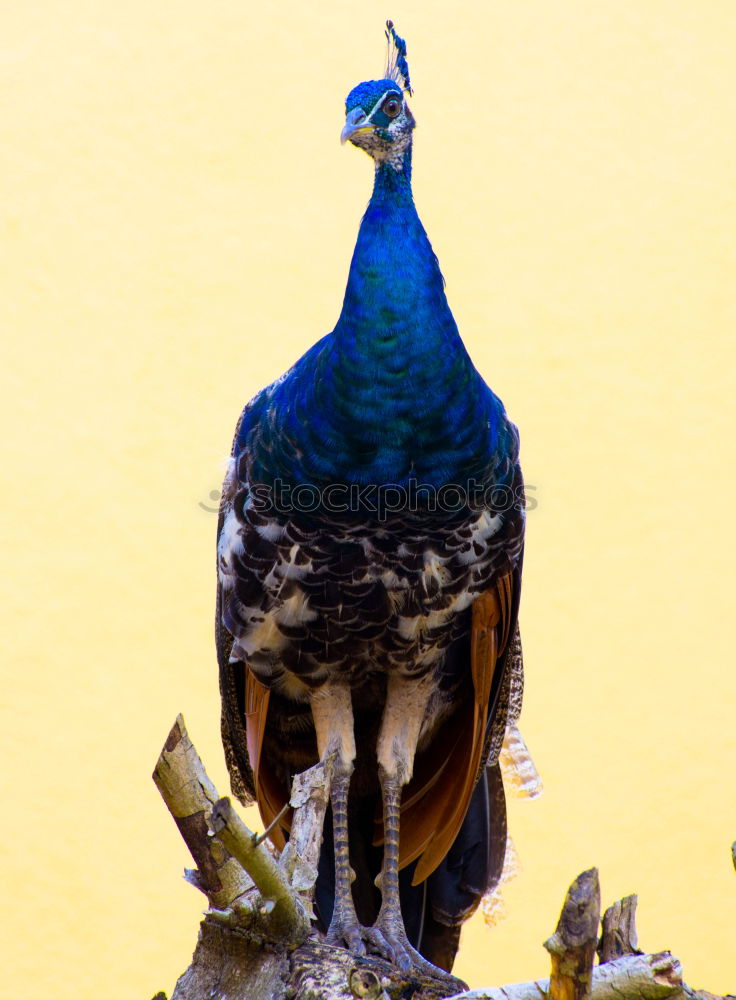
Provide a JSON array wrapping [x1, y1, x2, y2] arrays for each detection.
[[382, 96, 402, 118]]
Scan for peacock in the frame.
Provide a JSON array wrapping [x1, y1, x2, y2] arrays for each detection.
[[216, 22, 527, 976]]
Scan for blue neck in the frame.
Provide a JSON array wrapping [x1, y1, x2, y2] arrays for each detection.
[[250, 142, 502, 493], [336, 146, 442, 349], [333, 146, 466, 426]]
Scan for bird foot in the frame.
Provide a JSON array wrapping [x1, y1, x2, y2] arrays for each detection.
[[325, 911, 370, 957], [325, 912, 422, 971], [325, 898, 464, 987], [365, 913, 465, 987]]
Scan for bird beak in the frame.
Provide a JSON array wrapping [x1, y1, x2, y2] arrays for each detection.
[[341, 107, 373, 145]]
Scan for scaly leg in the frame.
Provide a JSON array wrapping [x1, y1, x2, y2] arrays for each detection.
[[367, 672, 456, 977], [310, 682, 366, 953]]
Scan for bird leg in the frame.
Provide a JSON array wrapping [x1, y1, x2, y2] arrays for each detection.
[[310, 682, 366, 954], [366, 672, 449, 976], [311, 674, 457, 978]]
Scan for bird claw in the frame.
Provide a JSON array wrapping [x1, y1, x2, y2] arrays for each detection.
[[366, 915, 464, 986], [325, 915, 410, 969], [325, 913, 367, 956], [363, 924, 397, 965], [327, 913, 462, 986]]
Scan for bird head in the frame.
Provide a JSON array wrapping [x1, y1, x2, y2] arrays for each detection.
[[341, 22, 415, 167]]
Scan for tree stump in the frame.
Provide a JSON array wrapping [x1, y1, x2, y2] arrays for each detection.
[[151, 715, 731, 1000]]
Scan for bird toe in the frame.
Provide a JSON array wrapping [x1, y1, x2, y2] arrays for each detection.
[[362, 925, 396, 964], [368, 917, 465, 986], [325, 915, 367, 956]]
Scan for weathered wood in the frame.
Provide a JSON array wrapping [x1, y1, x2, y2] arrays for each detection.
[[153, 715, 253, 911], [167, 920, 469, 1000], [170, 918, 290, 1000], [210, 796, 310, 945], [155, 717, 465, 1000], [152, 719, 730, 1000], [289, 939, 460, 1000], [598, 895, 642, 964], [347, 967, 385, 999], [448, 951, 682, 1000], [448, 950, 685, 1000], [544, 868, 601, 1000], [278, 757, 334, 918]]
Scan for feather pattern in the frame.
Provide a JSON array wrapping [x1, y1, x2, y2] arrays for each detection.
[[385, 20, 413, 95], [216, 24, 528, 973], [500, 723, 543, 800]]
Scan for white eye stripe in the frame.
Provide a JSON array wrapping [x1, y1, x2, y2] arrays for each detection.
[[369, 88, 403, 122]]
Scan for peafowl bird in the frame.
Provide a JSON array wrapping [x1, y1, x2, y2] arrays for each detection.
[[217, 22, 527, 976]]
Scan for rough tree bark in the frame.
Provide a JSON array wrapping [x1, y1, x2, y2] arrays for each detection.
[[151, 716, 732, 1000], [544, 867, 601, 1000], [597, 895, 642, 965]]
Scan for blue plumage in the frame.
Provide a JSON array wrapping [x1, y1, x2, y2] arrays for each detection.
[[385, 20, 413, 95], [240, 92, 512, 493], [217, 22, 525, 980]]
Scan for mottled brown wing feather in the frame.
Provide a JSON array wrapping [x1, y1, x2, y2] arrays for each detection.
[[244, 571, 515, 882], [407, 582, 504, 885], [217, 576, 257, 807], [368, 571, 515, 884], [245, 670, 289, 851]]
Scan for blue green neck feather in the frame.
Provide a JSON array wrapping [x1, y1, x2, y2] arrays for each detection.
[[246, 140, 508, 494]]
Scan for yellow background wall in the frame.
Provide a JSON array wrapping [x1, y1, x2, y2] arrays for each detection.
[[2, 2, 734, 997]]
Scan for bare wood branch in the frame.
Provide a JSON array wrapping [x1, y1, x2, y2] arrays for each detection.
[[210, 796, 310, 945], [288, 939, 461, 1000], [598, 895, 642, 964], [152, 715, 252, 911], [153, 718, 471, 999], [152, 719, 730, 1000], [594, 952, 683, 999], [169, 918, 290, 1000], [544, 868, 601, 1000], [448, 950, 684, 1000], [347, 967, 386, 999], [278, 756, 334, 917]]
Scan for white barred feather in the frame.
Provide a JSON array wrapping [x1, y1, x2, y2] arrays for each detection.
[[499, 723, 543, 800], [481, 835, 520, 928]]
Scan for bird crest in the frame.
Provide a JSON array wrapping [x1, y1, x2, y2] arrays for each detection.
[[385, 20, 413, 96]]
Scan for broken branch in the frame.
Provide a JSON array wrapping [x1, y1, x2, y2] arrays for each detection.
[[544, 868, 601, 1000], [152, 714, 252, 912], [448, 950, 685, 1000], [598, 894, 642, 965], [209, 796, 309, 944]]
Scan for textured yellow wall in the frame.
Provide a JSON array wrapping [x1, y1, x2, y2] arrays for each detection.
[[2, 2, 734, 997]]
